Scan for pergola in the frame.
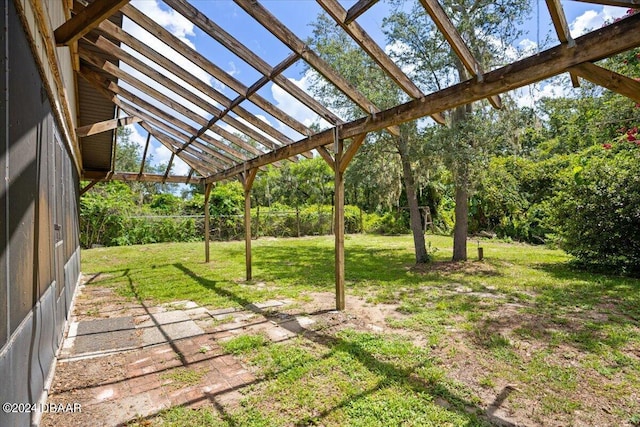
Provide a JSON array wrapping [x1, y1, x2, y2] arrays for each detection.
[[56, 0, 640, 310]]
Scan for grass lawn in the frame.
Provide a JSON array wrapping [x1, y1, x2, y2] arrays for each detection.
[[82, 234, 640, 426]]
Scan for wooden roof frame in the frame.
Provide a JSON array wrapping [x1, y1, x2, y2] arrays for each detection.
[[53, 0, 640, 185]]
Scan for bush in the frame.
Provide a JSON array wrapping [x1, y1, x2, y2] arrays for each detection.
[[551, 147, 640, 274]]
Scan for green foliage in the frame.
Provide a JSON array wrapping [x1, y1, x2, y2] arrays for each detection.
[[550, 146, 640, 274], [210, 181, 244, 217]]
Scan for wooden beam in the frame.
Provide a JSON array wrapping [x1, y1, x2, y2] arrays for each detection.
[[418, 0, 502, 109], [89, 36, 284, 153], [572, 0, 639, 8], [340, 134, 367, 173], [345, 0, 380, 24], [204, 12, 640, 183], [54, 0, 130, 46], [164, 0, 343, 127], [139, 131, 151, 176], [316, 146, 336, 171], [120, 4, 314, 137], [76, 115, 141, 137], [545, 0, 580, 87], [84, 172, 204, 184], [334, 138, 345, 310], [79, 179, 100, 195], [242, 169, 258, 281], [204, 183, 213, 263], [570, 62, 640, 103], [233, 0, 401, 136], [95, 18, 312, 138]]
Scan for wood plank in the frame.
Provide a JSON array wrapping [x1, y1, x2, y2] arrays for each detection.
[[95, 18, 312, 137], [570, 62, 640, 103], [89, 36, 284, 152], [204, 183, 212, 263], [164, 0, 343, 126], [545, 0, 580, 86], [345, 0, 380, 24], [204, 12, 640, 183], [316, 146, 336, 171], [120, 3, 314, 136], [572, 0, 639, 7], [96, 172, 204, 184], [55, 0, 130, 46], [418, 0, 502, 109], [242, 169, 258, 281], [139, 131, 151, 175], [339, 134, 367, 173], [234, 0, 401, 136], [76, 115, 141, 137], [334, 138, 345, 310]]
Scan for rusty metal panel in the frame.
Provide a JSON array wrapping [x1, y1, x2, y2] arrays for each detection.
[[1, 0, 7, 350]]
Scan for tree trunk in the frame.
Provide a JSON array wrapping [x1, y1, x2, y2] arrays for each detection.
[[452, 182, 468, 261], [397, 136, 428, 264]]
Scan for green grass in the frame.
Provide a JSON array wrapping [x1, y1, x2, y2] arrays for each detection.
[[160, 367, 208, 389], [83, 234, 640, 426]]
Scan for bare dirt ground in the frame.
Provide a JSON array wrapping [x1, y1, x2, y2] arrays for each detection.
[[42, 272, 639, 426]]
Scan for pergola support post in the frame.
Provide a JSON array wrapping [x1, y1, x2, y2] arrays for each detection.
[[334, 138, 345, 311], [204, 183, 212, 263], [242, 169, 258, 281]]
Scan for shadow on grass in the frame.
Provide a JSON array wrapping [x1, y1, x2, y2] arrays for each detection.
[[127, 264, 513, 427]]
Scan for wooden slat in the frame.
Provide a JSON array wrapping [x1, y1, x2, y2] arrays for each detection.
[[164, 0, 343, 126], [76, 115, 141, 137], [316, 0, 445, 125], [334, 138, 345, 310], [204, 182, 212, 263], [233, 0, 401, 136], [418, 0, 502, 109], [204, 12, 640, 183], [95, 18, 311, 137], [345, 0, 380, 24], [545, 0, 580, 87], [570, 62, 640, 103], [89, 36, 285, 152], [572, 0, 639, 7], [120, 3, 313, 137], [55, 0, 130, 45], [101, 172, 203, 184], [139, 131, 151, 175]]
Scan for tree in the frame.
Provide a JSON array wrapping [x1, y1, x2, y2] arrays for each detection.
[[306, 13, 431, 263], [384, 0, 530, 260]]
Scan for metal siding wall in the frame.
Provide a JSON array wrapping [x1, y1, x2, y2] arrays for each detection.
[[0, 3, 82, 425]]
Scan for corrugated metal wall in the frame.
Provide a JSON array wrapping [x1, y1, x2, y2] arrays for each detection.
[[0, 1, 81, 425]]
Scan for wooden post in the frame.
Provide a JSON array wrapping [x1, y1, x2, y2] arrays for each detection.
[[204, 183, 212, 263], [334, 138, 345, 311], [242, 169, 258, 281]]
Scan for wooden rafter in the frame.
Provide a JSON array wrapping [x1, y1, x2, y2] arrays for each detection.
[[570, 62, 640, 103], [164, 0, 343, 127], [87, 172, 204, 184], [88, 35, 289, 152], [204, 12, 640, 183], [76, 115, 141, 137], [418, 0, 502, 109], [120, 4, 315, 138], [55, 0, 129, 46], [95, 18, 311, 138], [316, 0, 446, 125], [233, 0, 401, 136], [572, 0, 639, 7], [545, 0, 581, 87], [344, 0, 380, 25]]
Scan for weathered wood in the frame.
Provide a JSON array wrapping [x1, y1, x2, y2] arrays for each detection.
[[344, 0, 380, 24], [55, 0, 129, 46], [339, 134, 367, 173], [120, 3, 314, 136], [89, 36, 282, 153], [334, 138, 345, 310], [316, 146, 336, 171], [83, 171, 203, 184], [572, 0, 639, 7], [204, 183, 212, 263], [95, 18, 311, 138], [205, 12, 640, 183], [233, 0, 401, 136], [139, 132, 151, 176], [418, 0, 501, 109], [242, 169, 258, 280], [79, 179, 100, 195], [76, 115, 141, 137], [164, 0, 342, 126], [545, 0, 580, 86], [570, 62, 640, 103]]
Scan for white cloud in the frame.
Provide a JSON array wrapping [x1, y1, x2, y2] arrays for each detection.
[[130, 0, 195, 48], [152, 145, 190, 175], [569, 6, 628, 38]]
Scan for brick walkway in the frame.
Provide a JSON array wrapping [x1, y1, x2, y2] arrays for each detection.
[[40, 287, 305, 426]]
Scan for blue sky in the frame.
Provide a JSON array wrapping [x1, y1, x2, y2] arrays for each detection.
[[117, 0, 629, 175]]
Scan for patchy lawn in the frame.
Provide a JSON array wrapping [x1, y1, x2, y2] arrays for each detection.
[[82, 234, 640, 426]]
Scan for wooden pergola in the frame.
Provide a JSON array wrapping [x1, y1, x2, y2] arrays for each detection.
[[59, 0, 640, 310]]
